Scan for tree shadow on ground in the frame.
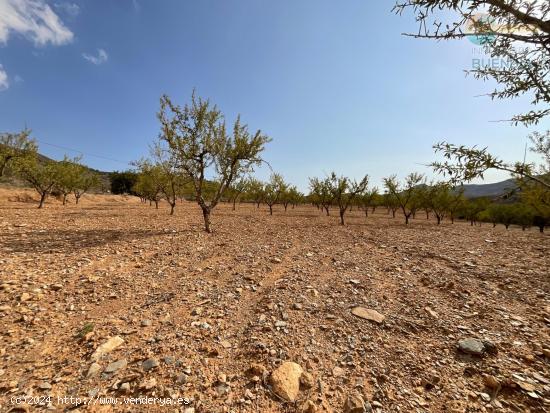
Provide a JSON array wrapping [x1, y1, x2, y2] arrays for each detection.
[[0, 229, 168, 254]]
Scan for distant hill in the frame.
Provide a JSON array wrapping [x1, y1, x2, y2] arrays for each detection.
[[461, 178, 518, 199], [0, 149, 111, 190]]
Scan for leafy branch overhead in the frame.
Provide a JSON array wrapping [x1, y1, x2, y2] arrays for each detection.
[[394, 0, 550, 125]]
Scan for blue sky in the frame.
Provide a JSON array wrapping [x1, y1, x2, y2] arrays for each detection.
[[1, 0, 548, 190]]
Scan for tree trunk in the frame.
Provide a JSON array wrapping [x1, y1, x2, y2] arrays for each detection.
[[202, 208, 212, 233], [339, 210, 345, 225], [62, 194, 67, 206], [405, 214, 410, 225], [426, 210, 429, 220], [392, 209, 396, 218], [38, 192, 47, 209], [75, 195, 81, 204], [170, 203, 175, 215], [232, 198, 237, 211], [436, 216, 441, 225], [325, 207, 329, 216], [155, 200, 159, 209], [284, 203, 288, 212], [364, 208, 368, 217], [269, 205, 273, 215]]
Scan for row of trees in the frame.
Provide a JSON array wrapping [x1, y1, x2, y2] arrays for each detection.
[[0, 130, 101, 208]]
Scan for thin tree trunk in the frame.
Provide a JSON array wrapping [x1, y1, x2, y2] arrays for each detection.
[[339, 210, 345, 225], [75, 195, 80, 204], [62, 194, 67, 206], [155, 200, 159, 209], [405, 214, 410, 225], [232, 198, 237, 211], [38, 192, 47, 209], [269, 205, 273, 215], [202, 208, 211, 233], [170, 203, 175, 215]]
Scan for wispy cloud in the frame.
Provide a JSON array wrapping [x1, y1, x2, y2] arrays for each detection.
[[0, 0, 74, 46], [14, 74, 23, 82], [54, 2, 80, 17], [132, 0, 141, 12], [82, 48, 108, 65], [0, 64, 9, 91]]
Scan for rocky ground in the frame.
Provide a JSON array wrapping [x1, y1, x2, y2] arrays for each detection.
[[0, 188, 549, 413]]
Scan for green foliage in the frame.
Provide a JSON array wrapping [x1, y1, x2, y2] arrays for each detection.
[[460, 197, 491, 226], [394, 0, 550, 125], [110, 171, 138, 195], [263, 173, 287, 215], [421, 182, 453, 224], [358, 187, 379, 217], [243, 177, 265, 207], [13, 154, 61, 208], [384, 172, 424, 224], [0, 129, 37, 177], [158, 91, 270, 232], [326, 172, 369, 225], [308, 175, 334, 216]]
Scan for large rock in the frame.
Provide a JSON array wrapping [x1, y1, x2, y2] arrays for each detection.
[[351, 307, 385, 324], [343, 393, 368, 413], [457, 338, 485, 356], [270, 361, 303, 402], [91, 336, 124, 361]]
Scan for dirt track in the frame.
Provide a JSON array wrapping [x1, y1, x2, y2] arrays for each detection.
[[0, 189, 549, 412]]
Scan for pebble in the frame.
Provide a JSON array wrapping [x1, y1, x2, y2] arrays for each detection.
[[351, 307, 385, 324], [104, 359, 127, 374], [457, 338, 485, 356], [142, 358, 160, 372], [86, 363, 101, 378]]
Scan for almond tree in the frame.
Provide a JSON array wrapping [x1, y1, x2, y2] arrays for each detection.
[[244, 177, 265, 208], [308, 176, 334, 216], [148, 142, 190, 215], [14, 154, 60, 208], [55, 156, 83, 205], [0, 129, 37, 177], [73, 166, 100, 204], [327, 172, 369, 225], [359, 187, 379, 217], [158, 92, 270, 232], [264, 173, 286, 215], [280, 185, 301, 211], [423, 182, 454, 225], [227, 177, 249, 210], [133, 165, 163, 208], [384, 173, 424, 225]]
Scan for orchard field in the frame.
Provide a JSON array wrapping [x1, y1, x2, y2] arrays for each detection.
[[0, 188, 548, 412]]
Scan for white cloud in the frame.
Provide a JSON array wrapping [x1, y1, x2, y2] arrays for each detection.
[[82, 48, 108, 65], [0, 64, 9, 91], [54, 2, 80, 17], [14, 74, 23, 82], [0, 0, 74, 46]]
